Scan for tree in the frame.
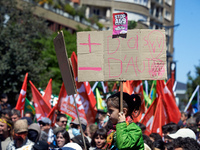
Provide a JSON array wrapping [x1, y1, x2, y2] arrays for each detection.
[[0, 0, 50, 104], [187, 61, 200, 97]]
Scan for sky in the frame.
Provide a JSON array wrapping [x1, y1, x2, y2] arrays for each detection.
[[174, 0, 200, 84]]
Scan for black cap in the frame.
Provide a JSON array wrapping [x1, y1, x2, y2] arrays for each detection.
[[33, 141, 49, 150]]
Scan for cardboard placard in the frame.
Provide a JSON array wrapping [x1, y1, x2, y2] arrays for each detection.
[[77, 29, 167, 82], [54, 31, 76, 95]]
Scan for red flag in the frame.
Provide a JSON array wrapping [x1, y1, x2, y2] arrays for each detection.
[[104, 81, 109, 93], [47, 106, 57, 127], [123, 81, 134, 95], [29, 81, 51, 121], [57, 83, 87, 120], [141, 96, 167, 136], [156, 80, 181, 124], [166, 78, 175, 98], [43, 78, 52, 108], [141, 97, 158, 135], [112, 83, 117, 92], [151, 96, 167, 136], [16, 73, 28, 117], [71, 52, 97, 124]]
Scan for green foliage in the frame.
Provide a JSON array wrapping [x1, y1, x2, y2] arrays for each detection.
[[54, 3, 62, 9], [128, 21, 137, 29], [76, 6, 86, 20], [89, 15, 98, 24], [96, 22, 104, 30], [76, 25, 91, 32], [64, 4, 76, 16], [0, 0, 50, 104], [38, 29, 77, 95], [187, 61, 200, 97]]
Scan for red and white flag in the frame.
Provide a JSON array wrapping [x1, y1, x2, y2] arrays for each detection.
[[29, 81, 51, 121], [151, 96, 167, 136], [57, 83, 86, 120], [16, 73, 28, 117], [47, 106, 57, 127], [43, 78, 52, 108], [166, 78, 175, 98], [71, 52, 97, 124], [157, 80, 181, 124], [141, 80, 181, 136], [141, 96, 167, 136]]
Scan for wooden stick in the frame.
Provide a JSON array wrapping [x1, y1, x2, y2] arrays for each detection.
[[148, 81, 154, 98], [120, 81, 123, 113], [73, 94, 87, 150]]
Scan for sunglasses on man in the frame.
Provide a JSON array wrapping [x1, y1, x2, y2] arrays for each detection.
[[60, 121, 67, 124], [39, 122, 47, 126]]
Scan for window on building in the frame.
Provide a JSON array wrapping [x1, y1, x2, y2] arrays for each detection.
[[93, 8, 100, 16], [165, 10, 171, 21], [165, 0, 172, 6]]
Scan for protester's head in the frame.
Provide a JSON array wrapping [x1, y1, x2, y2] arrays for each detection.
[[86, 123, 98, 138], [167, 128, 196, 140], [28, 123, 41, 143], [181, 112, 188, 122], [142, 134, 153, 150], [173, 137, 200, 150], [162, 122, 179, 142], [136, 122, 146, 134], [1, 108, 11, 120], [56, 113, 68, 129], [71, 117, 87, 137], [91, 128, 107, 149], [71, 135, 90, 150], [1, 93, 8, 104], [38, 117, 51, 131], [11, 109, 21, 123], [21, 117, 33, 126], [149, 133, 162, 142], [164, 142, 174, 150], [0, 117, 13, 138], [33, 141, 49, 150], [106, 92, 141, 125], [24, 111, 34, 121], [54, 127, 70, 148], [153, 139, 165, 150], [13, 119, 28, 146], [63, 143, 83, 150], [97, 110, 107, 121]]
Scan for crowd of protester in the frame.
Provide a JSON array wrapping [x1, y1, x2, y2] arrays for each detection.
[[0, 92, 200, 150]]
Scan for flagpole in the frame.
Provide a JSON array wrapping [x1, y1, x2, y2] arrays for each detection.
[[148, 81, 154, 98], [120, 81, 123, 113], [92, 81, 98, 92], [101, 81, 106, 94], [145, 80, 148, 96], [73, 94, 87, 150], [184, 85, 200, 112]]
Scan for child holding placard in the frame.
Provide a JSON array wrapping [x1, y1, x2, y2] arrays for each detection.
[[104, 92, 144, 150]]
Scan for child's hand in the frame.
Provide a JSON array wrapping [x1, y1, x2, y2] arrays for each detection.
[[118, 112, 126, 123]]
